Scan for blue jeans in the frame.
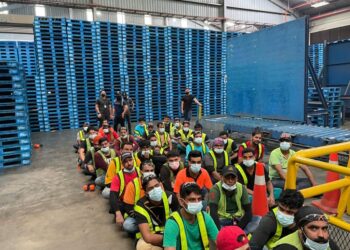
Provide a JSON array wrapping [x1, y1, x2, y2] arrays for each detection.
[[272, 178, 312, 190], [219, 216, 261, 234], [123, 217, 139, 234], [184, 110, 192, 121]]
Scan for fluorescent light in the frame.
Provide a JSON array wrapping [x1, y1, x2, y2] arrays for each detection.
[[145, 15, 152, 25], [86, 9, 93, 21], [35, 5, 46, 17], [116, 12, 125, 24], [0, 10, 8, 14], [96, 11, 101, 16], [181, 18, 188, 28], [311, 1, 329, 8]]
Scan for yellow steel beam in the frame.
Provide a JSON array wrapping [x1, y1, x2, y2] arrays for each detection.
[[329, 216, 350, 232], [300, 178, 350, 198]]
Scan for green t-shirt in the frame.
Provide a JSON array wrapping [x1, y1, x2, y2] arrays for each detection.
[[208, 183, 249, 214], [269, 148, 295, 180], [163, 211, 218, 250]]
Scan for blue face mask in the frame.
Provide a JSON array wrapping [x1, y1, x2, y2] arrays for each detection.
[[185, 201, 203, 215], [303, 230, 329, 250], [276, 209, 294, 227], [190, 164, 201, 174], [148, 186, 163, 202]]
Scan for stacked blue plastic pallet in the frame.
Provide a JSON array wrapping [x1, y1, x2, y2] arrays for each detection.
[[34, 17, 75, 131], [308, 43, 324, 86], [308, 87, 343, 127], [0, 61, 31, 169], [67, 19, 101, 128]]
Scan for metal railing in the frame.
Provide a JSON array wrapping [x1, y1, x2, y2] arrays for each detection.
[[285, 141, 350, 232]]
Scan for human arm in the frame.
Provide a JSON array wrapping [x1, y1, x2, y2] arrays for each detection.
[[109, 101, 113, 119], [300, 165, 317, 186], [237, 145, 244, 163], [95, 101, 101, 118], [273, 164, 286, 180], [78, 147, 85, 162], [204, 212, 219, 243], [193, 97, 202, 106], [237, 187, 252, 229], [181, 100, 184, 114], [209, 186, 221, 229], [122, 104, 128, 119], [267, 180, 275, 206], [249, 213, 277, 250], [163, 218, 180, 249], [138, 223, 163, 246]]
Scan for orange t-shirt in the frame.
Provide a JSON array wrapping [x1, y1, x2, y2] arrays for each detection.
[[173, 168, 213, 193], [123, 177, 145, 205], [105, 157, 123, 185]]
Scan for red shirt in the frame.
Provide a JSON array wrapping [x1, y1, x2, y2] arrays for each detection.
[[110, 170, 138, 193], [238, 140, 265, 161], [98, 128, 119, 143]]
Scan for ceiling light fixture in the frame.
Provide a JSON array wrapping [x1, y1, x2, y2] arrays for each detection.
[[311, 1, 329, 8]]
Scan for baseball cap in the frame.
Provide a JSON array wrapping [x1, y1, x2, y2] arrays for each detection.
[[217, 226, 249, 250], [295, 205, 327, 227], [213, 137, 224, 146], [222, 165, 237, 177], [121, 152, 133, 162]]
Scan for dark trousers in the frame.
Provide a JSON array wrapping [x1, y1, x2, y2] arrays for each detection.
[[124, 114, 132, 133], [114, 116, 125, 132], [98, 114, 109, 128], [184, 110, 192, 121]]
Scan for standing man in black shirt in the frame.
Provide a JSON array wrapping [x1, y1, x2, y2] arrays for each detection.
[[122, 92, 134, 134], [95, 90, 113, 128], [181, 88, 202, 122], [113, 93, 127, 132]]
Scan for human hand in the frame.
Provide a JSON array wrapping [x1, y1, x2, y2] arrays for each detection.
[[268, 196, 275, 207], [115, 212, 124, 226], [97, 113, 102, 118]]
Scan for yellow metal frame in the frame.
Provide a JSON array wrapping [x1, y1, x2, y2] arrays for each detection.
[[198, 105, 202, 121], [285, 141, 350, 232]]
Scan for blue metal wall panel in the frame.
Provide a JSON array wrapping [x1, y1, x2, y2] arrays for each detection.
[[226, 18, 307, 122], [326, 40, 350, 86]]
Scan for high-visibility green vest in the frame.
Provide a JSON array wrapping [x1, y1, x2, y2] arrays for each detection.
[[242, 142, 263, 160], [235, 164, 248, 185], [117, 168, 141, 197], [155, 131, 170, 148], [216, 181, 244, 219], [97, 149, 116, 176], [134, 192, 170, 239], [113, 156, 137, 173], [209, 150, 229, 171], [178, 129, 193, 143], [79, 130, 86, 141], [133, 178, 141, 205], [90, 147, 96, 168], [224, 138, 234, 154], [170, 211, 209, 250], [164, 162, 184, 182], [189, 142, 207, 155], [266, 207, 283, 249]]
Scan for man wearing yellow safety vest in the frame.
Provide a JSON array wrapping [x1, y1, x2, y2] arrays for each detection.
[[110, 152, 141, 234], [170, 117, 182, 150], [236, 147, 276, 207], [159, 150, 184, 192], [104, 142, 134, 198], [272, 206, 339, 250], [134, 116, 147, 142], [155, 122, 172, 151], [122, 161, 156, 236], [178, 120, 193, 153], [76, 121, 89, 147], [94, 137, 116, 189], [83, 134, 101, 176], [134, 140, 153, 167], [163, 115, 174, 134], [163, 182, 218, 250], [219, 131, 238, 163], [204, 138, 230, 183], [249, 189, 304, 250], [78, 126, 98, 168], [186, 131, 209, 160], [209, 165, 252, 230], [135, 175, 179, 250], [149, 133, 159, 150], [193, 123, 209, 144], [238, 128, 265, 164]]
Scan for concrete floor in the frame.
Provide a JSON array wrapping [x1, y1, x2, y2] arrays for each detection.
[[0, 130, 134, 250], [0, 126, 346, 250]]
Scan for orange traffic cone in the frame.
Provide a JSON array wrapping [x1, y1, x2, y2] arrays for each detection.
[[252, 162, 269, 216], [312, 153, 340, 214]]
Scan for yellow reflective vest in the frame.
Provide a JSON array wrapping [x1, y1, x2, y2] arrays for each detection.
[[117, 168, 141, 197], [209, 150, 229, 171], [216, 181, 244, 219]]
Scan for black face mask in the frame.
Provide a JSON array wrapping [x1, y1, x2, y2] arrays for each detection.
[[101, 94, 106, 98]]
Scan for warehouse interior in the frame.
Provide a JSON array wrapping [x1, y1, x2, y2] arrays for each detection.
[[1, 1, 350, 250]]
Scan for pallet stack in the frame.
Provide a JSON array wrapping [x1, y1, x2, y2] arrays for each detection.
[[308, 87, 344, 127], [308, 43, 324, 87], [0, 61, 31, 169]]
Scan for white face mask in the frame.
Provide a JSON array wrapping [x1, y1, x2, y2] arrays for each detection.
[[101, 147, 109, 153], [142, 150, 150, 156], [183, 127, 189, 132], [223, 139, 228, 144], [142, 172, 155, 179], [169, 161, 180, 170], [276, 209, 294, 227], [89, 134, 97, 140], [280, 141, 291, 151], [150, 141, 158, 147], [175, 122, 180, 128], [122, 134, 128, 139], [194, 137, 202, 144], [159, 128, 165, 133], [243, 159, 255, 167], [83, 126, 88, 132], [190, 163, 201, 173], [222, 182, 236, 191], [214, 148, 224, 154], [103, 128, 109, 134], [185, 201, 203, 215], [123, 167, 135, 173], [303, 231, 329, 250], [148, 186, 163, 202]]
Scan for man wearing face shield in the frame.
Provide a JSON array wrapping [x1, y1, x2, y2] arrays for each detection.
[[209, 165, 251, 230], [204, 138, 230, 183], [135, 175, 178, 250], [273, 206, 339, 250], [164, 182, 218, 250], [95, 90, 112, 127], [186, 131, 209, 160], [160, 150, 185, 192], [235, 147, 276, 207], [249, 189, 304, 250], [269, 133, 317, 190], [238, 127, 265, 164], [110, 152, 141, 233]]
